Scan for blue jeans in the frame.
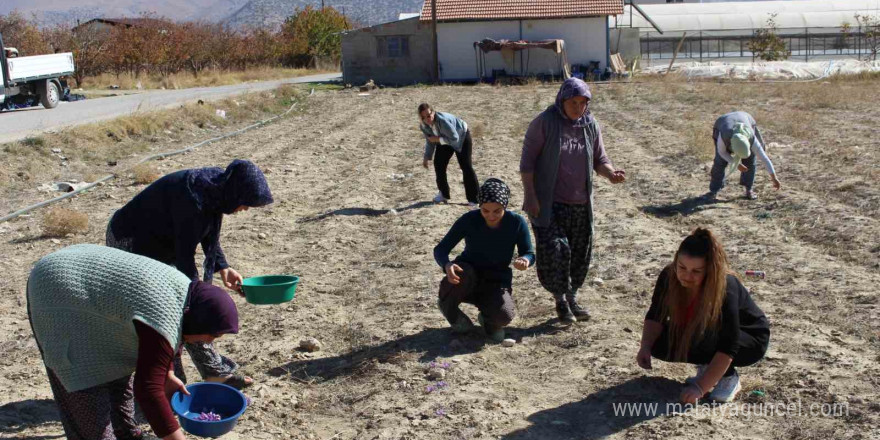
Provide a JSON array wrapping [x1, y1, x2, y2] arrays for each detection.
[[709, 148, 757, 193]]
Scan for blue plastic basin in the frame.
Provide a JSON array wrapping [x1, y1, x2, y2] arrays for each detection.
[[171, 382, 248, 437]]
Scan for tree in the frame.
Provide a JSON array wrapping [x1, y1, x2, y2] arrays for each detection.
[[0, 11, 50, 56], [44, 22, 111, 87], [834, 22, 852, 52], [280, 6, 351, 67], [748, 13, 790, 61], [855, 13, 880, 61]]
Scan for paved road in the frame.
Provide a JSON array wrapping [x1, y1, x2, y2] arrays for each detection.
[[0, 72, 341, 144]]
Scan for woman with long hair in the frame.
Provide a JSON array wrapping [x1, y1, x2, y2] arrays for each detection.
[[636, 228, 769, 403]]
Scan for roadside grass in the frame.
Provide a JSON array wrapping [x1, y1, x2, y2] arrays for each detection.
[[79, 67, 331, 91], [0, 85, 308, 193]]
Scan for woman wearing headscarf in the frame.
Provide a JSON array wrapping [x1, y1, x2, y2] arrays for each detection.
[[28, 244, 241, 440], [708, 111, 781, 200], [433, 178, 535, 342], [519, 78, 626, 324], [417, 103, 480, 206], [636, 229, 769, 404], [106, 159, 272, 389]]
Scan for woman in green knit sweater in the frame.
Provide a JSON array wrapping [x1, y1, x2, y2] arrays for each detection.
[[27, 244, 241, 440]]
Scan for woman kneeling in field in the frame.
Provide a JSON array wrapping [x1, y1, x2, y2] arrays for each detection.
[[28, 244, 239, 440], [636, 228, 770, 403], [433, 179, 535, 342]]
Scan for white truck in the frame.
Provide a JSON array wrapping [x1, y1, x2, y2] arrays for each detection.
[[1, 32, 75, 111]]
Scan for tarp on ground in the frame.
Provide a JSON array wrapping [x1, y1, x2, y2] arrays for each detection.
[[641, 59, 880, 80]]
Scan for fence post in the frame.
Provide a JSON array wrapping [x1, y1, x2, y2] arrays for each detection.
[[805, 28, 809, 61], [699, 31, 703, 62]]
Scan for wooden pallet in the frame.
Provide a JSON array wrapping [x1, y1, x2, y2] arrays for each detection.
[[609, 53, 627, 74]]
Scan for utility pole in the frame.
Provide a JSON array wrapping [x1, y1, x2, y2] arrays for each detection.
[[431, 0, 439, 82]]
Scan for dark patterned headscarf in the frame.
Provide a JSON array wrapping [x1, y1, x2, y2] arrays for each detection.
[[182, 281, 239, 336], [186, 159, 274, 215], [478, 178, 510, 208], [554, 78, 592, 125]]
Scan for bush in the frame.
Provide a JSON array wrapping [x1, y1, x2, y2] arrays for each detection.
[[748, 13, 790, 61], [131, 163, 161, 184], [42, 207, 89, 237]]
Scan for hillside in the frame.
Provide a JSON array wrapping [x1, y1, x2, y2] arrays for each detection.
[[1, 0, 423, 28], [224, 0, 424, 29]]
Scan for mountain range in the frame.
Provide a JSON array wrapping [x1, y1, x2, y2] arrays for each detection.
[[0, 0, 425, 28]]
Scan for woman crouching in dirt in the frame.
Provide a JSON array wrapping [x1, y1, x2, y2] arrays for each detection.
[[418, 103, 480, 207], [433, 178, 535, 342], [636, 228, 770, 404], [28, 244, 240, 440], [106, 159, 273, 390]]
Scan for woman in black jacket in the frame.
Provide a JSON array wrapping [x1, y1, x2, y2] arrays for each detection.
[[636, 228, 770, 404]]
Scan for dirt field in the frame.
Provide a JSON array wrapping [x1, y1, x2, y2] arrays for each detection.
[[0, 78, 878, 440]]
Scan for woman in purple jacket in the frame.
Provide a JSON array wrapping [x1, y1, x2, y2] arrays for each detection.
[[519, 78, 626, 324]]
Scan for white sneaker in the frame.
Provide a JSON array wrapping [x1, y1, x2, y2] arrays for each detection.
[[433, 193, 449, 203], [685, 364, 708, 385], [467, 202, 479, 209], [710, 370, 742, 402]]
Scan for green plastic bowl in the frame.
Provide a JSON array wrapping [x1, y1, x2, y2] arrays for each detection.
[[241, 275, 299, 305]]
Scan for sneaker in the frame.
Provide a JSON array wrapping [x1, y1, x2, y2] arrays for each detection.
[[478, 313, 505, 342], [745, 190, 758, 200], [685, 364, 708, 385], [433, 193, 450, 203], [467, 202, 479, 209], [451, 313, 475, 334], [567, 298, 591, 321], [555, 301, 577, 324], [703, 191, 718, 202], [709, 370, 742, 402]]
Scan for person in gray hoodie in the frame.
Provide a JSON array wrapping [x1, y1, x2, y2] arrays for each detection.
[[520, 78, 626, 324], [418, 103, 480, 206], [708, 111, 781, 200]]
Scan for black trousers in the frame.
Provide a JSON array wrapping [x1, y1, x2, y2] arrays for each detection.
[[438, 262, 515, 332], [651, 326, 769, 376], [433, 130, 479, 203]]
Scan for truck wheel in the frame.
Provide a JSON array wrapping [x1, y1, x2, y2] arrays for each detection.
[[39, 80, 60, 109]]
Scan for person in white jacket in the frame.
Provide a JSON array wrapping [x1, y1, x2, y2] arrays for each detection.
[[708, 111, 781, 200]]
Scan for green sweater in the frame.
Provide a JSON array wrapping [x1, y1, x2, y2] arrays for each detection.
[[27, 244, 191, 392]]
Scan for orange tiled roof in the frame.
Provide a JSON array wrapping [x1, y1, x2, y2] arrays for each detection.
[[419, 0, 624, 22]]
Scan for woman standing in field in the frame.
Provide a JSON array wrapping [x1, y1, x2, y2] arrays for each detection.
[[708, 111, 781, 200], [28, 244, 240, 440], [418, 103, 480, 207], [106, 159, 273, 389], [519, 78, 626, 324], [636, 228, 770, 403], [433, 178, 535, 342]]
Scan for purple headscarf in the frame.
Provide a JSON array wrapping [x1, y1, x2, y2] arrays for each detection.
[[554, 78, 593, 125], [186, 159, 274, 215], [182, 281, 239, 336]]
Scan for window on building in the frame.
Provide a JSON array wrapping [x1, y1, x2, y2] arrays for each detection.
[[377, 36, 410, 58]]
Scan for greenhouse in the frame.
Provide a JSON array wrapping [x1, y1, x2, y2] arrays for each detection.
[[615, 0, 880, 61]]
